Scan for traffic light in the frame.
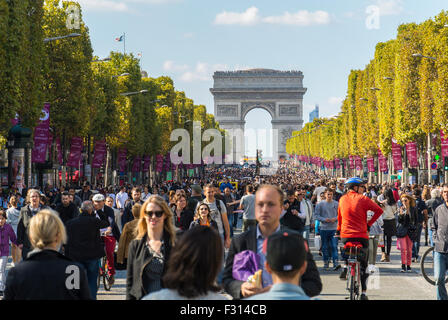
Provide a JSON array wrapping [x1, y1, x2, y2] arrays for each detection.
[[434, 154, 440, 162], [444, 156, 448, 171]]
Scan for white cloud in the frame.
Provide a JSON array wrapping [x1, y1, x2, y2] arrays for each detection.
[[214, 6, 261, 26], [373, 0, 403, 16], [163, 60, 189, 72], [263, 10, 331, 26], [183, 32, 194, 38], [328, 97, 344, 105], [180, 62, 229, 82], [214, 7, 331, 27]]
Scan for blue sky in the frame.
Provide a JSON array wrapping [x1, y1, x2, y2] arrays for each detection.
[[77, 0, 448, 156]]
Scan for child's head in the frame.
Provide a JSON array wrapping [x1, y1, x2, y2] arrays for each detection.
[[264, 231, 308, 282], [0, 210, 6, 226]]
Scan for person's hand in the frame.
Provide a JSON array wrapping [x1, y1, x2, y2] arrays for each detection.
[[241, 282, 271, 298], [18, 244, 23, 249], [284, 203, 290, 210], [325, 218, 331, 223], [105, 227, 112, 236], [292, 209, 299, 216], [225, 237, 231, 249]]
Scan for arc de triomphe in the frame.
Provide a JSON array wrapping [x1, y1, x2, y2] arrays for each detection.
[[210, 69, 307, 162]]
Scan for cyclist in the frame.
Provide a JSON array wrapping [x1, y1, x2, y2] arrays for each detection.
[[335, 177, 383, 300]]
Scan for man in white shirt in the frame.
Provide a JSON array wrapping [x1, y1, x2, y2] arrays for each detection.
[[115, 186, 128, 211]]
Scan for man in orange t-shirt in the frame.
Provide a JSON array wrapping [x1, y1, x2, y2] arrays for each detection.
[[336, 177, 383, 300]]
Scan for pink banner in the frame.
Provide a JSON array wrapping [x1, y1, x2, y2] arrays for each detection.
[[118, 148, 127, 173], [132, 156, 142, 173], [164, 153, 171, 171], [156, 154, 164, 172], [391, 140, 403, 171], [334, 158, 340, 169], [405, 141, 418, 168], [67, 137, 83, 168], [378, 149, 388, 172], [349, 156, 354, 170], [92, 140, 107, 169], [56, 137, 63, 165], [355, 156, 362, 171], [441, 131, 448, 158], [32, 103, 50, 163], [143, 155, 151, 172], [367, 157, 375, 172]]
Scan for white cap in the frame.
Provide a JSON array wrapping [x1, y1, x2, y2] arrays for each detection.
[[92, 194, 105, 202]]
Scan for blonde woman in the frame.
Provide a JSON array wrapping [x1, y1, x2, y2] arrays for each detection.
[[126, 195, 177, 300], [4, 209, 91, 300]]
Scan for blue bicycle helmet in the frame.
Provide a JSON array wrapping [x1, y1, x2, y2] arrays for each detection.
[[344, 177, 364, 187]]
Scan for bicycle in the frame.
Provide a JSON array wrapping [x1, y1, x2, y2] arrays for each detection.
[[420, 246, 448, 285], [98, 255, 113, 291], [342, 241, 366, 300]]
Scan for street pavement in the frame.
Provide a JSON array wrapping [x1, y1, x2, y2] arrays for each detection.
[[1, 223, 439, 300]]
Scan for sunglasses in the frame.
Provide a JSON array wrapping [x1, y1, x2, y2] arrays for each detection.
[[145, 210, 164, 218]]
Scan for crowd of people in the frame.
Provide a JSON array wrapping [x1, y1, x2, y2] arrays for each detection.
[[0, 161, 448, 300]]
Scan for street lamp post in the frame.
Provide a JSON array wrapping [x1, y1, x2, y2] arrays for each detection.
[[44, 33, 81, 43]]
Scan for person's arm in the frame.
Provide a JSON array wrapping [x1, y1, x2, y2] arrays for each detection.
[[313, 203, 324, 222], [9, 225, 17, 246], [239, 196, 245, 210], [336, 204, 342, 233], [220, 201, 231, 249], [16, 210, 25, 248]]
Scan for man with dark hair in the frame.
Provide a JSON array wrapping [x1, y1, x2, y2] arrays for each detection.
[[68, 187, 82, 208], [77, 181, 93, 202], [55, 191, 79, 226], [246, 231, 310, 300], [280, 190, 305, 233], [121, 187, 144, 228], [223, 184, 321, 299]]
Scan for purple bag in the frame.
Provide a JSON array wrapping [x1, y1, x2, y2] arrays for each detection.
[[232, 250, 260, 281]]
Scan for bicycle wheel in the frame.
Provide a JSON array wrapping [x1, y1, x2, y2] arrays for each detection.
[[420, 247, 448, 285], [103, 258, 112, 291], [347, 265, 355, 300]]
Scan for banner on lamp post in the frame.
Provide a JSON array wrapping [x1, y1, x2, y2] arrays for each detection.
[[355, 156, 362, 171], [32, 103, 51, 164], [391, 140, 403, 171], [143, 155, 151, 172], [378, 149, 388, 173], [92, 140, 107, 169], [405, 142, 418, 168], [367, 157, 375, 172], [66, 137, 83, 168], [132, 156, 142, 173], [118, 148, 127, 173]]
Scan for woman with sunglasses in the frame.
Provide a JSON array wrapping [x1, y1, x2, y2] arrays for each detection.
[[396, 194, 418, 273], [126, 195, 177, 300]]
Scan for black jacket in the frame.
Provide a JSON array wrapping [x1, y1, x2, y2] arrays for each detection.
[[122, 200, 144, 228], [55, 202, 79, 226], [187, 195, 203, 213], [65, 212, 110, 262], [77, 189, 93, 202], [281, 199, 305, 231], [17, 205, 48, 259], [222, 226, 322, 299], [4, 249, 91, 300], [126, 232, 173, 300], [173, 208, 194, 231]]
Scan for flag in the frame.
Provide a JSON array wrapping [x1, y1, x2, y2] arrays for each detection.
[[137, 52, 142, 58], [115, 35, 123, 42]]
